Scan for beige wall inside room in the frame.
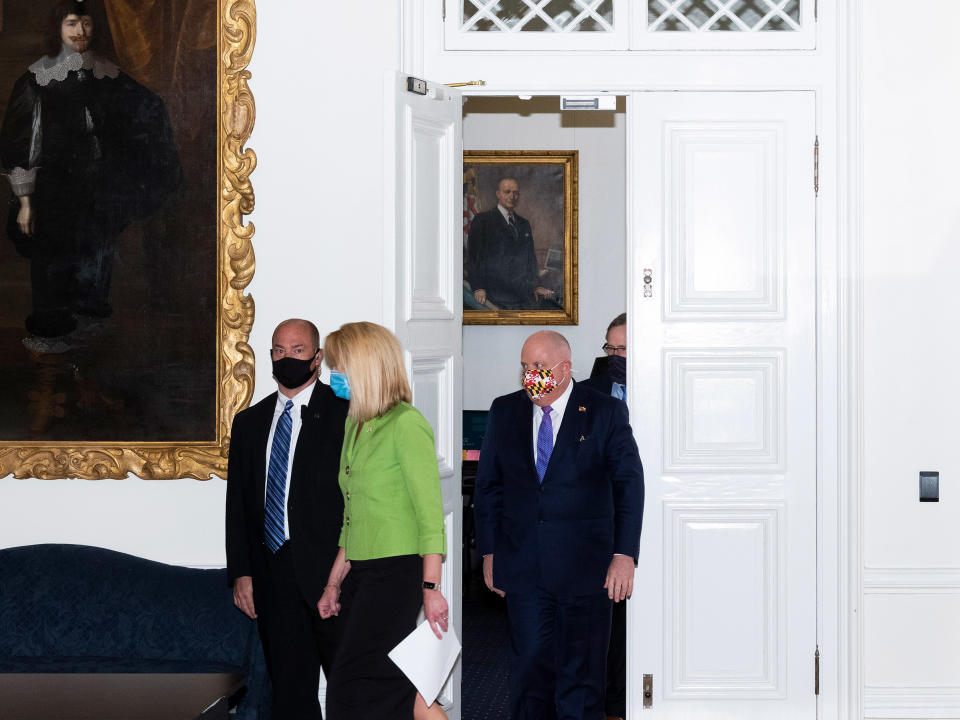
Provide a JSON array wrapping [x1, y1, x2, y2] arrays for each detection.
[[462, 96, 627, 410]]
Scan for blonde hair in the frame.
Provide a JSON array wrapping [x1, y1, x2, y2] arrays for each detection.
[[324, 322, 412, 422]]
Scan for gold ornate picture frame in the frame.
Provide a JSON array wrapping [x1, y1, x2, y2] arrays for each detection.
[[0, 0, 256, 479], [463, 150, 578, 326]]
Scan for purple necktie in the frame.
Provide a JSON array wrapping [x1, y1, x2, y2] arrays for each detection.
[[536, 406, 553, 484]]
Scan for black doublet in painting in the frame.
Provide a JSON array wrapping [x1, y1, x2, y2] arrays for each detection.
[[0, 50, 181, 338]]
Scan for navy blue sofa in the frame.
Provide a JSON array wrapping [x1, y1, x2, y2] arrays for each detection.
[[0, 543, 269, 719]]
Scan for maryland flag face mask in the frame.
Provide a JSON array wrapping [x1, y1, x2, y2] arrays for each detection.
[[522, 363, 562, 400]]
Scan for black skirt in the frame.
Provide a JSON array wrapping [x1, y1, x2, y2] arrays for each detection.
[[326, 554, 422, 720]]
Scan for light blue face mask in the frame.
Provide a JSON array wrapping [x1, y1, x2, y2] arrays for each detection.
[[329, 370, 351, 400]]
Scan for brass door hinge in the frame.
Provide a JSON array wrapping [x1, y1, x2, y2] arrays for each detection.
[[814, 135, 820, 197], [815, 646, 820, 695]]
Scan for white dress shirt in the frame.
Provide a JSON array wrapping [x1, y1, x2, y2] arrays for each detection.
[[264, 380, 316, 540], [531, 379, 573, 465]]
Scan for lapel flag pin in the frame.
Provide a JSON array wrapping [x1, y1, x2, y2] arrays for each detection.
[[578, 405, 586, 412]]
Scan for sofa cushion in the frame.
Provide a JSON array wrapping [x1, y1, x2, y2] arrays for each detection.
[[0, 544, 251, 668]]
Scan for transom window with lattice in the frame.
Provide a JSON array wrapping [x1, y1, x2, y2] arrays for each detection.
[[647, 0, 801, 32], [461, 0, 615, 32], [443, 0, 814, 50]]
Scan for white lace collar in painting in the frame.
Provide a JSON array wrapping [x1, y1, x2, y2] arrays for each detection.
[[29, 46, 119, 87]]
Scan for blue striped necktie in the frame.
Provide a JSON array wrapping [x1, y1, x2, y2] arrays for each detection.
[[264, 399, 294, 553], [535, 405, 553, 484]]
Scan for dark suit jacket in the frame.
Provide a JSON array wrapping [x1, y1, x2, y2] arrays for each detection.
[[584, 355, 614, 396], [474, 381, 644, 595], [225, 382, 348, 606], [466, 207, 538, 307]]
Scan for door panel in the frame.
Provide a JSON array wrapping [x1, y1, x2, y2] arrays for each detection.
[[386, 72, 464, 718], [631, 91, 816, 719]]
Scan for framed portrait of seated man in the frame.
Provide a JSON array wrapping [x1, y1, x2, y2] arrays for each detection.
[[463, 150, 578, 326], [0, 0, 256, 479]]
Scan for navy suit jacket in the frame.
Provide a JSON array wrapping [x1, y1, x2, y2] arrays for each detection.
[[474, 381, 644, 595]]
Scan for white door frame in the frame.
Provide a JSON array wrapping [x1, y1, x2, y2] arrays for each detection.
[[410, 5, 862, 710], [448, 78, 851, 717], [837, 2, 865, 719]]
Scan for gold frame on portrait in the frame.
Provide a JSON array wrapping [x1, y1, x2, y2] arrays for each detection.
[[0, 0, 257, 480], [462, 150, 578, 326]]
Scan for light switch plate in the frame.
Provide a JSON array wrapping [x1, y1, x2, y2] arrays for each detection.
[[920, 471, 939, 502]]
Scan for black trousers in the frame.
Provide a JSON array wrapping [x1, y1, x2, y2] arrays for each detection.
[[604, 599, 627, 717], [326, 554, 422, 720], [254, 543, 339, 720], [506, 588, 613, 720]]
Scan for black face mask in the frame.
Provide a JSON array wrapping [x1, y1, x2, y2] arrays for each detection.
[[272, 356, 315, 390], [607, 354, 627, 385]]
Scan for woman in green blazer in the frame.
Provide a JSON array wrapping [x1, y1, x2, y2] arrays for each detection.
[[317, 321, 449, 720]]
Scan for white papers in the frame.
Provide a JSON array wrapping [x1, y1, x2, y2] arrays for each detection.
[[388, 619, 462, 706]]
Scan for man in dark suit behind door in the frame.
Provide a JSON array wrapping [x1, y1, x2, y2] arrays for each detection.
[[467, 177, 555, 310], [226, 318, 348, 719], [474, 330, 644, 720]]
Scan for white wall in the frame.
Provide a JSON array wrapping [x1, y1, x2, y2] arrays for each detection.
[[862, 1, 960, 712], [0, 478, 229, 565], [462, 96, 626, 410], [0, 2, 400, 566]]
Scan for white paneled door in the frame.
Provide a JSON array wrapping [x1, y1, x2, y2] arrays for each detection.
[[385, 73, 465, 719], [630, 91, 817, 718]]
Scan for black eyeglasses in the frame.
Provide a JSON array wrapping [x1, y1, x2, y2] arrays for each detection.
[[602, 344, 626, 356]]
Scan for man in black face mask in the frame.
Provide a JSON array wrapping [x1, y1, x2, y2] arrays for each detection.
[[587, 313, 627, 401], [585, 312, 628, 720], [226, 318, 348, 719]]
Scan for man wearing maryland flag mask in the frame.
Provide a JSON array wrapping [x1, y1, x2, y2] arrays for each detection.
[[474, 330, 644, 720], [226, 318, 348, 718]]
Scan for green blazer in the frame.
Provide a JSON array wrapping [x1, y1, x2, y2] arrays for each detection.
[[338, 402, 447, 561]]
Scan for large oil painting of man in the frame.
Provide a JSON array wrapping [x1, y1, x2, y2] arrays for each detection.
[[463, 150, 578, 325], [0, 0, 256, 478]]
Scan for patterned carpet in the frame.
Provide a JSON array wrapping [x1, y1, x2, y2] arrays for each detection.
[[462, 574, 511, 720]]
